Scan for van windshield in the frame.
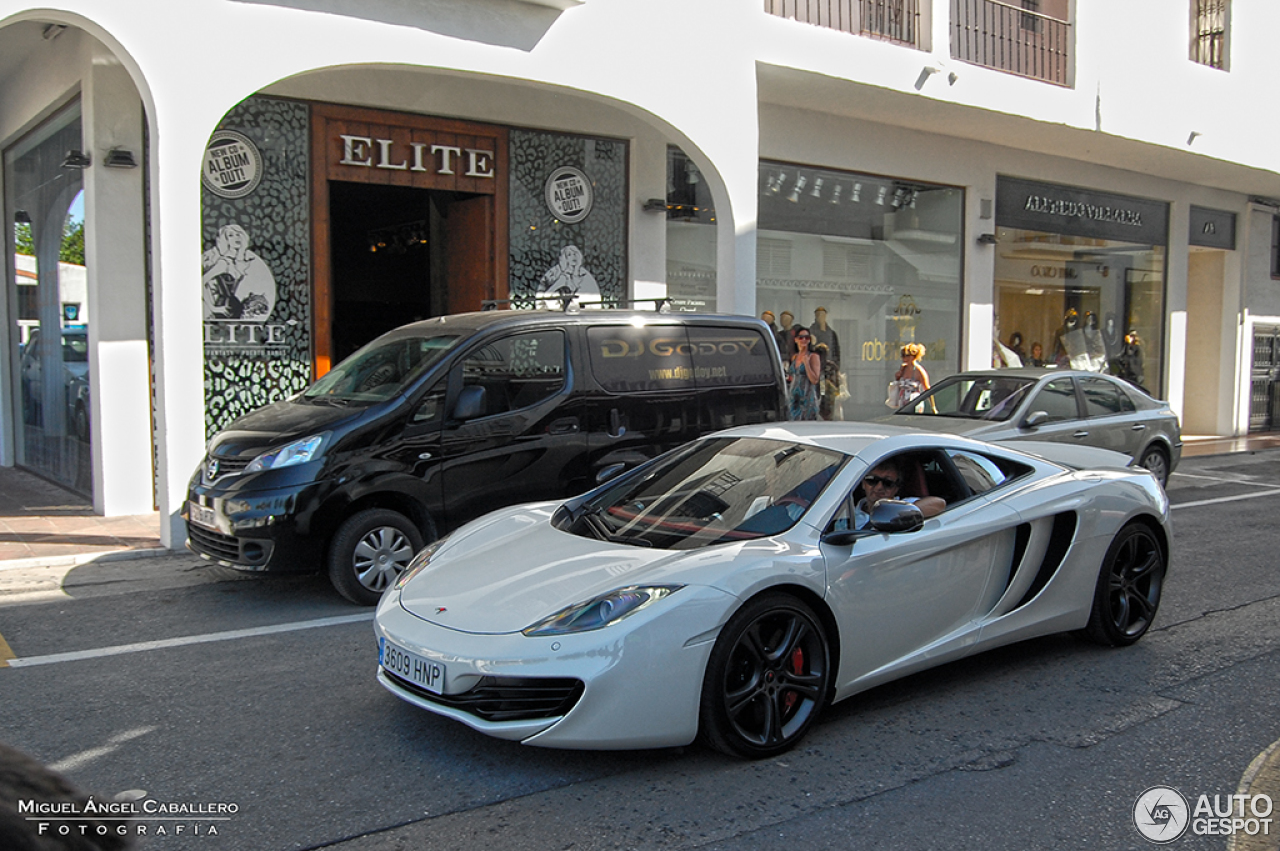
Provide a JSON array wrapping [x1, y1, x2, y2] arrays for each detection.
[[304, 334, 461, 403]]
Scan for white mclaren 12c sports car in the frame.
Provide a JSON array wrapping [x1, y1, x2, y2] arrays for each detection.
[[373, 423, 1171, 758]]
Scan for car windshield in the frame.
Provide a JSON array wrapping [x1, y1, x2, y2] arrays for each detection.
[[303, 334, 461, 403], [557, 437, 846, 550], [897, 375, 1037, 421]]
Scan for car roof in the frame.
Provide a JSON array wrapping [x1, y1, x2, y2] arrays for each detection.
[[936, 367, 1161, 399]]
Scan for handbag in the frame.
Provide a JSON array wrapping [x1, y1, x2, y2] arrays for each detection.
[[886, 381, 904, 408]]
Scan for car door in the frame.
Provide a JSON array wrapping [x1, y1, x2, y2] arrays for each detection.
[[1077, 375, 1144, 458], [822, 459, 1021, 690], [438, 328, 581, 525]]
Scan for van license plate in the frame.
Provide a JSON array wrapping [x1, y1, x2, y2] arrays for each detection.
[[380, 637, 444, 694], [188, 501, 217, 530]]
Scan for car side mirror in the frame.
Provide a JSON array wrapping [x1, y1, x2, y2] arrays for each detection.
[[1023, 410, 1049, 429], [452, 385, 486, 422], [869, 499, 924, 533]]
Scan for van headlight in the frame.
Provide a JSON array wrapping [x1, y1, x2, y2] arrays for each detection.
[[245, 434, 325, 472]]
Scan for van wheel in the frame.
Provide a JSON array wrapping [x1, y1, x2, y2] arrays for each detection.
[[328, 509, 426, 606]]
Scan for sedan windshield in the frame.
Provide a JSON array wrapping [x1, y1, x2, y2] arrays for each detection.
[[898, 376, 1036, 421], [558, 437, 846, 549], [304, 334, 460, 403]]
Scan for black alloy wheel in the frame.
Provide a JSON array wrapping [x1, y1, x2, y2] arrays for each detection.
[[700, 593, 831, 758], [1137, 445, 1170, 488], [328, 508, 427, 606], [1082, 522, 1165, 647]]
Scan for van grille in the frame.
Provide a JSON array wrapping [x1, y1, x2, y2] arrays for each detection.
[[203, 454, 251, 484], [187, 524, 271, 568]]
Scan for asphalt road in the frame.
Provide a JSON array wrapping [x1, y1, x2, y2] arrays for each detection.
[[2, 450, 1279, 850]]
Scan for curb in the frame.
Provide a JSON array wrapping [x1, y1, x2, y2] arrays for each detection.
[[0, 546, 177, 573]]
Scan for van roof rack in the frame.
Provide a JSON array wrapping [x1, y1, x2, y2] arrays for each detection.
[[480, 296, 673, 313]]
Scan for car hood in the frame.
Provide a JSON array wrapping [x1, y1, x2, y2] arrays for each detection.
[[209, 397, 369, 456], [397, 504, 716, 634]]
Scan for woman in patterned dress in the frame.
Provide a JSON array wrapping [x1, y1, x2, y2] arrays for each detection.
[[786, 326, 822, 421]]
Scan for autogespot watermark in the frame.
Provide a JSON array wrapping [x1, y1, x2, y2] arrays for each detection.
[[1133, 786, 1274, 844]]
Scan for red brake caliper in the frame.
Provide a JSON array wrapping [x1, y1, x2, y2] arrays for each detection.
[[784, 647, 805, 711]]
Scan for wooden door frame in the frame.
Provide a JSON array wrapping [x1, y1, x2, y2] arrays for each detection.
[[309, 103, 509, 377]]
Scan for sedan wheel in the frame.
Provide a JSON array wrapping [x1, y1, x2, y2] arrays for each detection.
[[328, 508, 426, 606], [700, 593, 830, 758], [1137, 445, 1169, 487], [1081, 523, 1165, 647]]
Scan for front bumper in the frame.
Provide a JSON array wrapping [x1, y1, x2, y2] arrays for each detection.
[[184, 477, 324, 572], [373, 584, 736, 750]]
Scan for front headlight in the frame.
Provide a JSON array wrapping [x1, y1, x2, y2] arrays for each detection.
[[522, 585, 683, 636], [245, 434, 325, 473], [393, 536, 451, 591]]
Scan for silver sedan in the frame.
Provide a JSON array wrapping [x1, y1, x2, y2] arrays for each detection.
[[880, 368, 1182, 486]]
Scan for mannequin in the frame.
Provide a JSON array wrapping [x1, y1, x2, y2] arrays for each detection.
[[761, 310, 779, 334], [777, 310, 796, 355], [811, 307, 842, 420]]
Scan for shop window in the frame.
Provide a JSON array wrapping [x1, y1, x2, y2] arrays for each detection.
[[756, 160, 963, 423], [5, 102, 92, 494], [664, 147, 718, 312]]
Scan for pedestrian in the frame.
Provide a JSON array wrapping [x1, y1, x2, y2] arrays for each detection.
[[786, 325, 821, 421], [891, 342, 931, 408]]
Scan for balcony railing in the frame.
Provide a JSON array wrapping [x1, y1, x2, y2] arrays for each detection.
[[951, 0, 1071, 86], [765, 0, 922, 48]]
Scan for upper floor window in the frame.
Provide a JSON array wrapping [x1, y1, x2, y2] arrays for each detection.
[[765, 0, 924, 49], [1190, 0, 1229, 70], [1271, 216, 1280, 279], [950, 0, 1072, 87]]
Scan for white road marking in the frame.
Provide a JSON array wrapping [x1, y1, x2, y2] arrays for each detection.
[[1171, 488, 1280, 510], [6, 612, 374, 668]]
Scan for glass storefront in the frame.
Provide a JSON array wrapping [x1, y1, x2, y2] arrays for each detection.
[[993, 177, 1169, 395], [5, 101, 92, 494], [756, 160, 964, 421], [664, 147, 718, 312]]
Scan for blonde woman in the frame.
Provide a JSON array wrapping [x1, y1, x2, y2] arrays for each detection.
[[892, 343, 931, 407]]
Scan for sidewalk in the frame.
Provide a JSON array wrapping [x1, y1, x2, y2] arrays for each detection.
[[2, 432, 1279, 573], [0, 466, 164, 570]]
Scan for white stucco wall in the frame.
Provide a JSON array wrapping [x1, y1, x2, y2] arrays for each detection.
[[4, 0, 1280, 539]]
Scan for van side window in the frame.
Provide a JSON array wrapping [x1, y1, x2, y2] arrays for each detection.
[[459, 330, 566, 417], [686, 326, 776, 387], [587, 325, 695, 393], [586, 325, 776, 393]]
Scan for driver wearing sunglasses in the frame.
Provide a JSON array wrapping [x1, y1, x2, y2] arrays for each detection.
[[851, 459, 946, 529]]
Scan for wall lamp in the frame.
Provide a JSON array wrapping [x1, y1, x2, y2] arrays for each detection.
[[61, 150, 92, 169], [642, 198, 668, 213], [977, 233, 999, 245], [104, 148, 138, 168]]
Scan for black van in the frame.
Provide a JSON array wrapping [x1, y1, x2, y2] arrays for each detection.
[[184, 309, 786, 603]]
